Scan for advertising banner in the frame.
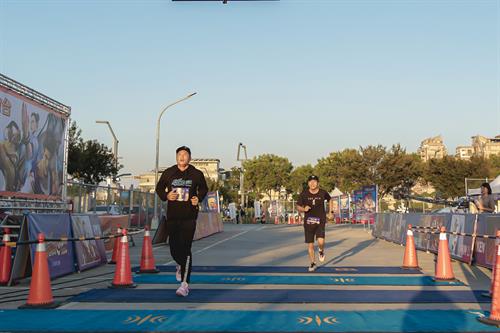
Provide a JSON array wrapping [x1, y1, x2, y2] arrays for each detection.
[[98, 215, 130, 251], [353, 190, 364, 216], [201, 191, 219, 213], [27, 213, 75, 278], [71, 214, 103, 271], [474, 214, 500, 269], [361, 185, 378, 214], [0, 87, 67, 199], [448, 214, 476, 264], [330, 196, 340, 221], [88, 214, 108, 264], [339, 195, 350, 221]]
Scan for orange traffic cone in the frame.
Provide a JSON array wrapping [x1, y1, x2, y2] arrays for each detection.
[[110, 229, 136, 288], [138, 226, 159, 274], [402, 224, 420, 270], [483, 234, 499, 298], [434, 226, 455, 281], [0, 228, 12, 285], [19, 233, 58, 309], [478, 230, 500, 327], [108, 225, 122, 264]]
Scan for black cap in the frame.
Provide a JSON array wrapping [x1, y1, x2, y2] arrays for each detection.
[[176, 146, 191, 156], [308, 175, 319, 182]]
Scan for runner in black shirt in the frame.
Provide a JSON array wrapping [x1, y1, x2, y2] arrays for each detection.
[[296, 175, 334, 272], [155, 146, 208, 296]]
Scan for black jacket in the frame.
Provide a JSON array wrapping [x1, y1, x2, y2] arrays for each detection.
[[155, 164, 208, 221]]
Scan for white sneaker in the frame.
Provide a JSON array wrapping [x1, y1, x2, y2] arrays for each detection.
[[308, 262, 317, 272], [175, 265, 181, 282], [319, 250, 325, 263], [176, 282, 189, 297]]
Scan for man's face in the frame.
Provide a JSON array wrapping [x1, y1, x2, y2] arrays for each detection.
[[308, 179, 319, 191], [176, 150, 191, 167]]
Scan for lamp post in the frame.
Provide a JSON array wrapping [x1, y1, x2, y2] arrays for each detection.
[[95, 120, 119, 170], [151, 92, 197, 229]]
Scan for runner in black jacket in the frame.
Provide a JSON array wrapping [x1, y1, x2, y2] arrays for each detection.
[[155, 146, 208, 297]]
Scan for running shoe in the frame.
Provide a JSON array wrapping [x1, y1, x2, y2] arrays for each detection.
[[308, 262, 317, 272], [319, 250, 325, 263], [176, 265, 181, 282], [176, 282, 189, 297]]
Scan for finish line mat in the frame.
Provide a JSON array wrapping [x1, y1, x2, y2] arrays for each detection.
[[133, 274, 464, 286], [0, 309, 497, 332], [135, 265, 423, 274], [69, 288, 489, 304]]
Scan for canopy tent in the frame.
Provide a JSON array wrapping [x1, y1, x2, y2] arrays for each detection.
[[467, 175, 500, 195]]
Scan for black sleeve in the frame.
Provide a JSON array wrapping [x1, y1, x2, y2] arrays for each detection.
[[324, 190, 331, 202], [197, 171, 208, 202], [155, 170, 170, 202]]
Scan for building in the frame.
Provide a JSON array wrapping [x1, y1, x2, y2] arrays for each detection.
[[135, 158, 220, 193], [456, 146, 474, 160], [418, 135, 447, 161], [471, 135, 500, 159]]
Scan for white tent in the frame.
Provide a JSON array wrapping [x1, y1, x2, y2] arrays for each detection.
[[467, 175, 500, 195], [330, 187, 344, 197]]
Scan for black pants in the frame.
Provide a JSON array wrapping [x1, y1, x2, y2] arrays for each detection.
[[166, 219, 196, 283]]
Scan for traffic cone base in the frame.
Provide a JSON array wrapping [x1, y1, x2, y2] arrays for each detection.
[[109, 282, 137, 289], [477, 317, 500, 328], [19, 302, 60, 309]]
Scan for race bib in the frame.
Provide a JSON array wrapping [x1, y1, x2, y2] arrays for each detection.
[[306, 217, 321, 225], [172, 187, 190, 202]]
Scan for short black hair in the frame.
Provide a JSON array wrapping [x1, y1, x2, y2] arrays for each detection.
[[176, 146, 191, 156], [481, 182, 492, 195]]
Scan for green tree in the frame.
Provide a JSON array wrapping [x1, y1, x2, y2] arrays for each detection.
[[424, 156, 471, 199], [358, 144, 387, 186], [315, 149, 363, 193], [288, 164, 314, 195], [219, 167, 241, 204], [68, 121, 121, 184], [489, 154, 500, 178], [243, 154, 293, 201], [378, 144, 423, 197]]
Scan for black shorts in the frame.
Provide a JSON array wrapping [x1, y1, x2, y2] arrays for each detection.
[[304, 223, 326, 243]]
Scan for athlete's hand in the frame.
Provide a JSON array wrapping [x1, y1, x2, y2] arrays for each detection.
[[304, 206, 311, 212], [191, 196, 199, 206], [167, 191, 179, 201]]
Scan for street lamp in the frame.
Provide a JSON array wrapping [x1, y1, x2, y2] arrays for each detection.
[[96, 120, 119, 170], [152, 92, 197, 229], [237, 143, 248, 209]]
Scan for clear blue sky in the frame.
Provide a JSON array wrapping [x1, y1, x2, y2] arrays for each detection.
[[1, 0, 499, 176]]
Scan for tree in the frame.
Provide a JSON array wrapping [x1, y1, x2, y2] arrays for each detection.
[[424, 156, 471, 199], [243, 154, 293, 201], [358, 145, 387, 186], [68, 121, 121, 184], [288, 164, 314, 195], [378, 144, 423, 197], [489, 154, 500, 178], [315, 149, 363, 193], [219, 167, 241, 204]]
